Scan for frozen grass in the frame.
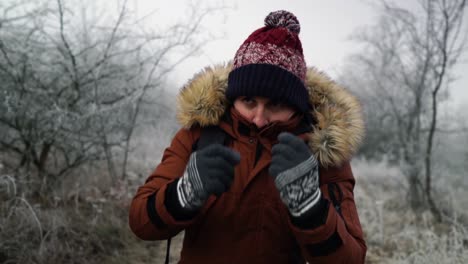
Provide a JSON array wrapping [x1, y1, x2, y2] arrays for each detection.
[[0, 174, 167, 264], [352, 158, 468, 264]]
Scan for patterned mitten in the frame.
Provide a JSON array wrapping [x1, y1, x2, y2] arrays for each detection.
[[269, 132, 321, 217], [177, 144, 240, 211]]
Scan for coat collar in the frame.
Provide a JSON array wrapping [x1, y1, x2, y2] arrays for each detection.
[[218, 106, 310, 144], [176, 63, 364, 167]]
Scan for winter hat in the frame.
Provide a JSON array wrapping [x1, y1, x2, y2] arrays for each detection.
[[226, 10, 309, 113]]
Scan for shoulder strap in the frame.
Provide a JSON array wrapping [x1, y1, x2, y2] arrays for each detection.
[[327, 183, 344, 218], [165, 238, 171, 264], [196, 125, 228, 150]]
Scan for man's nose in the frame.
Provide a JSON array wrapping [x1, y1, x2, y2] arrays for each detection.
[[252, 106, 269, 128]]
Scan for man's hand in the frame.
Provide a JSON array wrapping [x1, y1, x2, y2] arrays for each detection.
[[269, 132, 321, 217], [177, 144, 240, 211]]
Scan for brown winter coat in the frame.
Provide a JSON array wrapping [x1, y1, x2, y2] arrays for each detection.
[[129, 64, 367, 263]]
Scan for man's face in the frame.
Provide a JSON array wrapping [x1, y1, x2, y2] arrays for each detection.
[[233, 96, 296, 128]]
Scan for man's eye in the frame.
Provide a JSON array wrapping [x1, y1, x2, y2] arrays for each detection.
[[242, 97, 255, 104], [269, 101, 286, 109]]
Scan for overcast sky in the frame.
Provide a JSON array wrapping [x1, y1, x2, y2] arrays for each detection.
[[135, 0, 468, 108]]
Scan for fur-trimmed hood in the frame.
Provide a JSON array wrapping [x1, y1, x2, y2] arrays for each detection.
[[176, 64, 364, 167]]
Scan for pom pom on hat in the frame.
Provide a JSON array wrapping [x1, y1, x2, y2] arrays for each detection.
[[264, 10, 301, 34]]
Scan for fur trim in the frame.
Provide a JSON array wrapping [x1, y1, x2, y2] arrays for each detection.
[[176, 64, 364, 167], [177, 64, 231, 128], [305, 67, 364, 167]]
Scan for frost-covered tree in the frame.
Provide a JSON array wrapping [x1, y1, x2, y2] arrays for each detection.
[[0, 0, 221, 194], [342, 0, 467, 218]]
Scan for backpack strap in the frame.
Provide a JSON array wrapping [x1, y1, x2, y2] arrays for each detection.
[[165, 125, 229, 264], [327, 183, 344, 218], [165, 238, 171, 264], [195, 125, 229, 150]]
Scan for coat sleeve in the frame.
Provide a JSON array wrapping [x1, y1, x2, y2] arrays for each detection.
[[288, 162, 367, 263], [128, 127, 206, 240]]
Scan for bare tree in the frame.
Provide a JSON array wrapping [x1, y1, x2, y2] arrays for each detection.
[[0, 0, 223, 196], [342, 0, 467, 219]]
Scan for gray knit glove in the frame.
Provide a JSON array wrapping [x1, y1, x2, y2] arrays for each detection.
[[177, 144, 240, 211], [269, 132, 321, 217]]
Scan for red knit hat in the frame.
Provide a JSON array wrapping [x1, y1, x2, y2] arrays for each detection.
[[226, 10, 309, 113]]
